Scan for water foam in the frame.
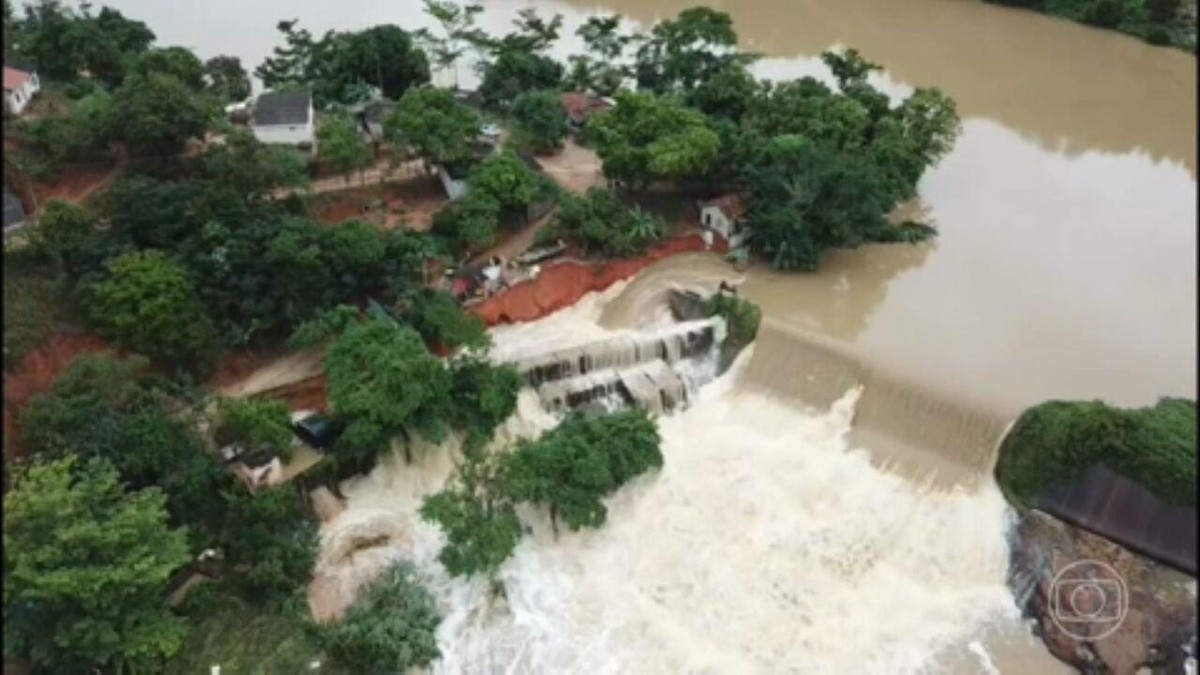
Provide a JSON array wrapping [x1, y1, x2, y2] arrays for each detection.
[[312, 285, 1030, 673]]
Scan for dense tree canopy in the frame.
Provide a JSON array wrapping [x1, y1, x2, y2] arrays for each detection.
[[257, 21, 431, 107], [215, 396, 294, 459], [325, 318, 452, 452], [111, 72, 213, 156], [550, 187, 664, 257], [135, 46, 206, 90], [510, 89, 569, 153], [204, 55, 253, 103], [399, 288, 490, 352], [500, 409, 663, 532], [634, 7, 751, 95], [385, 85, 481, 167], [587, 91, 720, 188], [565, 14, 631, 96], [317, 113, 373, 179], [430, 193, 500, 256], [86, 249, 220, 366], [313, 562, 441, 672], [17, 353, 224, 526], [421, 453, 521, 577], [4, 457, 191, 674], [742, 135, 896, 271], [10, 1, 155, 86], [477, 48, 564, 111], [466, 150, 555, 218]]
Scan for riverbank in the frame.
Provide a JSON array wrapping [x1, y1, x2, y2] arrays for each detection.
[[982, 0, 1197, 51]]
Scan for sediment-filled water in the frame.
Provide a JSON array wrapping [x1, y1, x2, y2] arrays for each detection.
[[312, 283, 1066, 673]]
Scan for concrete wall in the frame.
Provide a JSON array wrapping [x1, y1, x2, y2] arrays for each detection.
[[1036, 464, 1197, 575]]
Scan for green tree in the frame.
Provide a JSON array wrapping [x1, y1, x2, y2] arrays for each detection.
[[741, 77, 872, 153], [500, 409, 662, 532], [867, 88, 960, 201], [325, 319, 452, 454], [511, 89, 568, 153], [86, 250, 220, 365], [445, 355, 522, 455], [204, 55, 253, 103], [400, 288, 490, 352], [421, 454, 521, 577], [111, 72, 213, 156], [430, 193, 500, 256], [213, 482, 318, 604], [312, 562, 441, 673], [477, 49, 564, 110], [633, 7, 750, 95], [135, 46, 206, 90], [385, 85, 480, 168], [17, 2, 154, 86], [317, 113, 373, 181], [30, 200, 121, 281], [565, 14, 631, 96], [550, 187, 663, 256], [744, 135, 901, 271], [416, 0, 485, 88], [4, 457, 190, 673], [216, 397, 295, 459], [258, 21, 430, 107], [467, 150, 553, 218], [587, 91, 720, 188], [17, 352, 225, 527], [1147, 0, 1181, 22]]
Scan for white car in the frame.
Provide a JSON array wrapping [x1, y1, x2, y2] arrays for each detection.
[[480, 123, 502, 139]]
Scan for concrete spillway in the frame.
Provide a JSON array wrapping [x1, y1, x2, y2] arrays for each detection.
[[514, 317, 724, 385], [502, 317, 725, 414]]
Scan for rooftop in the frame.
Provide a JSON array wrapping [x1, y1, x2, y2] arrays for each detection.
[[701, 193, 747, 221], [3, 66, 32, 91], [560, 92, 612, 123], [252, 90, 312, 126]]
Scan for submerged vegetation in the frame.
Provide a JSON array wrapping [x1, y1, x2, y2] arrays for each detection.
[[995, 398, 1198, 508], [702, 291, 762, 371]]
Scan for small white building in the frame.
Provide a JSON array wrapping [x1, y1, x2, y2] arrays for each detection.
[[4, 65, 40, 116], [699, 194, 752, 248], [250, 90, 316, 154]]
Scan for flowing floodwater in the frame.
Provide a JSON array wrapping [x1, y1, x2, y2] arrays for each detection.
[[103, 0, 1195, 671]]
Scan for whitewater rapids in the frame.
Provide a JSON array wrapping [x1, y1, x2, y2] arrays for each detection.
[[313, 283, 1036, 674]]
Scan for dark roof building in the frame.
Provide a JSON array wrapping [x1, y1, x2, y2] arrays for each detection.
[[3, 185, 26, 231], [252, 90, 312, 126]]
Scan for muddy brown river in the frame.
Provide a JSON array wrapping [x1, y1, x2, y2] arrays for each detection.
[[105, 0, 1195, 672]]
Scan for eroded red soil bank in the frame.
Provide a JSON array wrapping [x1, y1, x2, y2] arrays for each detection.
[[468, 234, 724, 326]]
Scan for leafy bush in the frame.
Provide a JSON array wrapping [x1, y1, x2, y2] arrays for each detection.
[[216, 397, 295, 461], [550, 187, 665, 257], [510, 89, 568, 153], [421, 453, 522, 578], [500, 409, 663, 531], [995, 398, 1197, 508], [312, 562, 441, 673], [702, 292, 761, 371], [400, 288, 490, 352]]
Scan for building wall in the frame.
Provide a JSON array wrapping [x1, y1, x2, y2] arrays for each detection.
[[5, 74, 40, 116], [700, 206, 735, 239], [437, 165, 469, 201], [252, 121, 315, 148]]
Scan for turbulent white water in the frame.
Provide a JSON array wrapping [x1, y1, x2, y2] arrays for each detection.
[[315, 284, 1033, 674]]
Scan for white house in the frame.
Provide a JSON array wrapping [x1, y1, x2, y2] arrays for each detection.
[[250, 90, 316, 154], [4, 65, 40, 116], [699, 194, 752, 248]]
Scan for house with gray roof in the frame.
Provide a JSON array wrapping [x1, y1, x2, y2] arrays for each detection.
[[250, 90, 316, 154]]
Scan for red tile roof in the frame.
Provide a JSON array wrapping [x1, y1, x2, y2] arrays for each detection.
[[700, 194, 747, 221], [3, 67, 32, 92], [560, 92, 611, 123]]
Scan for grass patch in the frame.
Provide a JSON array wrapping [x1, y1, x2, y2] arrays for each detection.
[[995, 397, 1197, 508], [167, 584, 348, 675], [3, 248, 80, 371]]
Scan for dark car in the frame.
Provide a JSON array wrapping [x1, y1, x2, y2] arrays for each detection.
[[291, 413, 345, 451]]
